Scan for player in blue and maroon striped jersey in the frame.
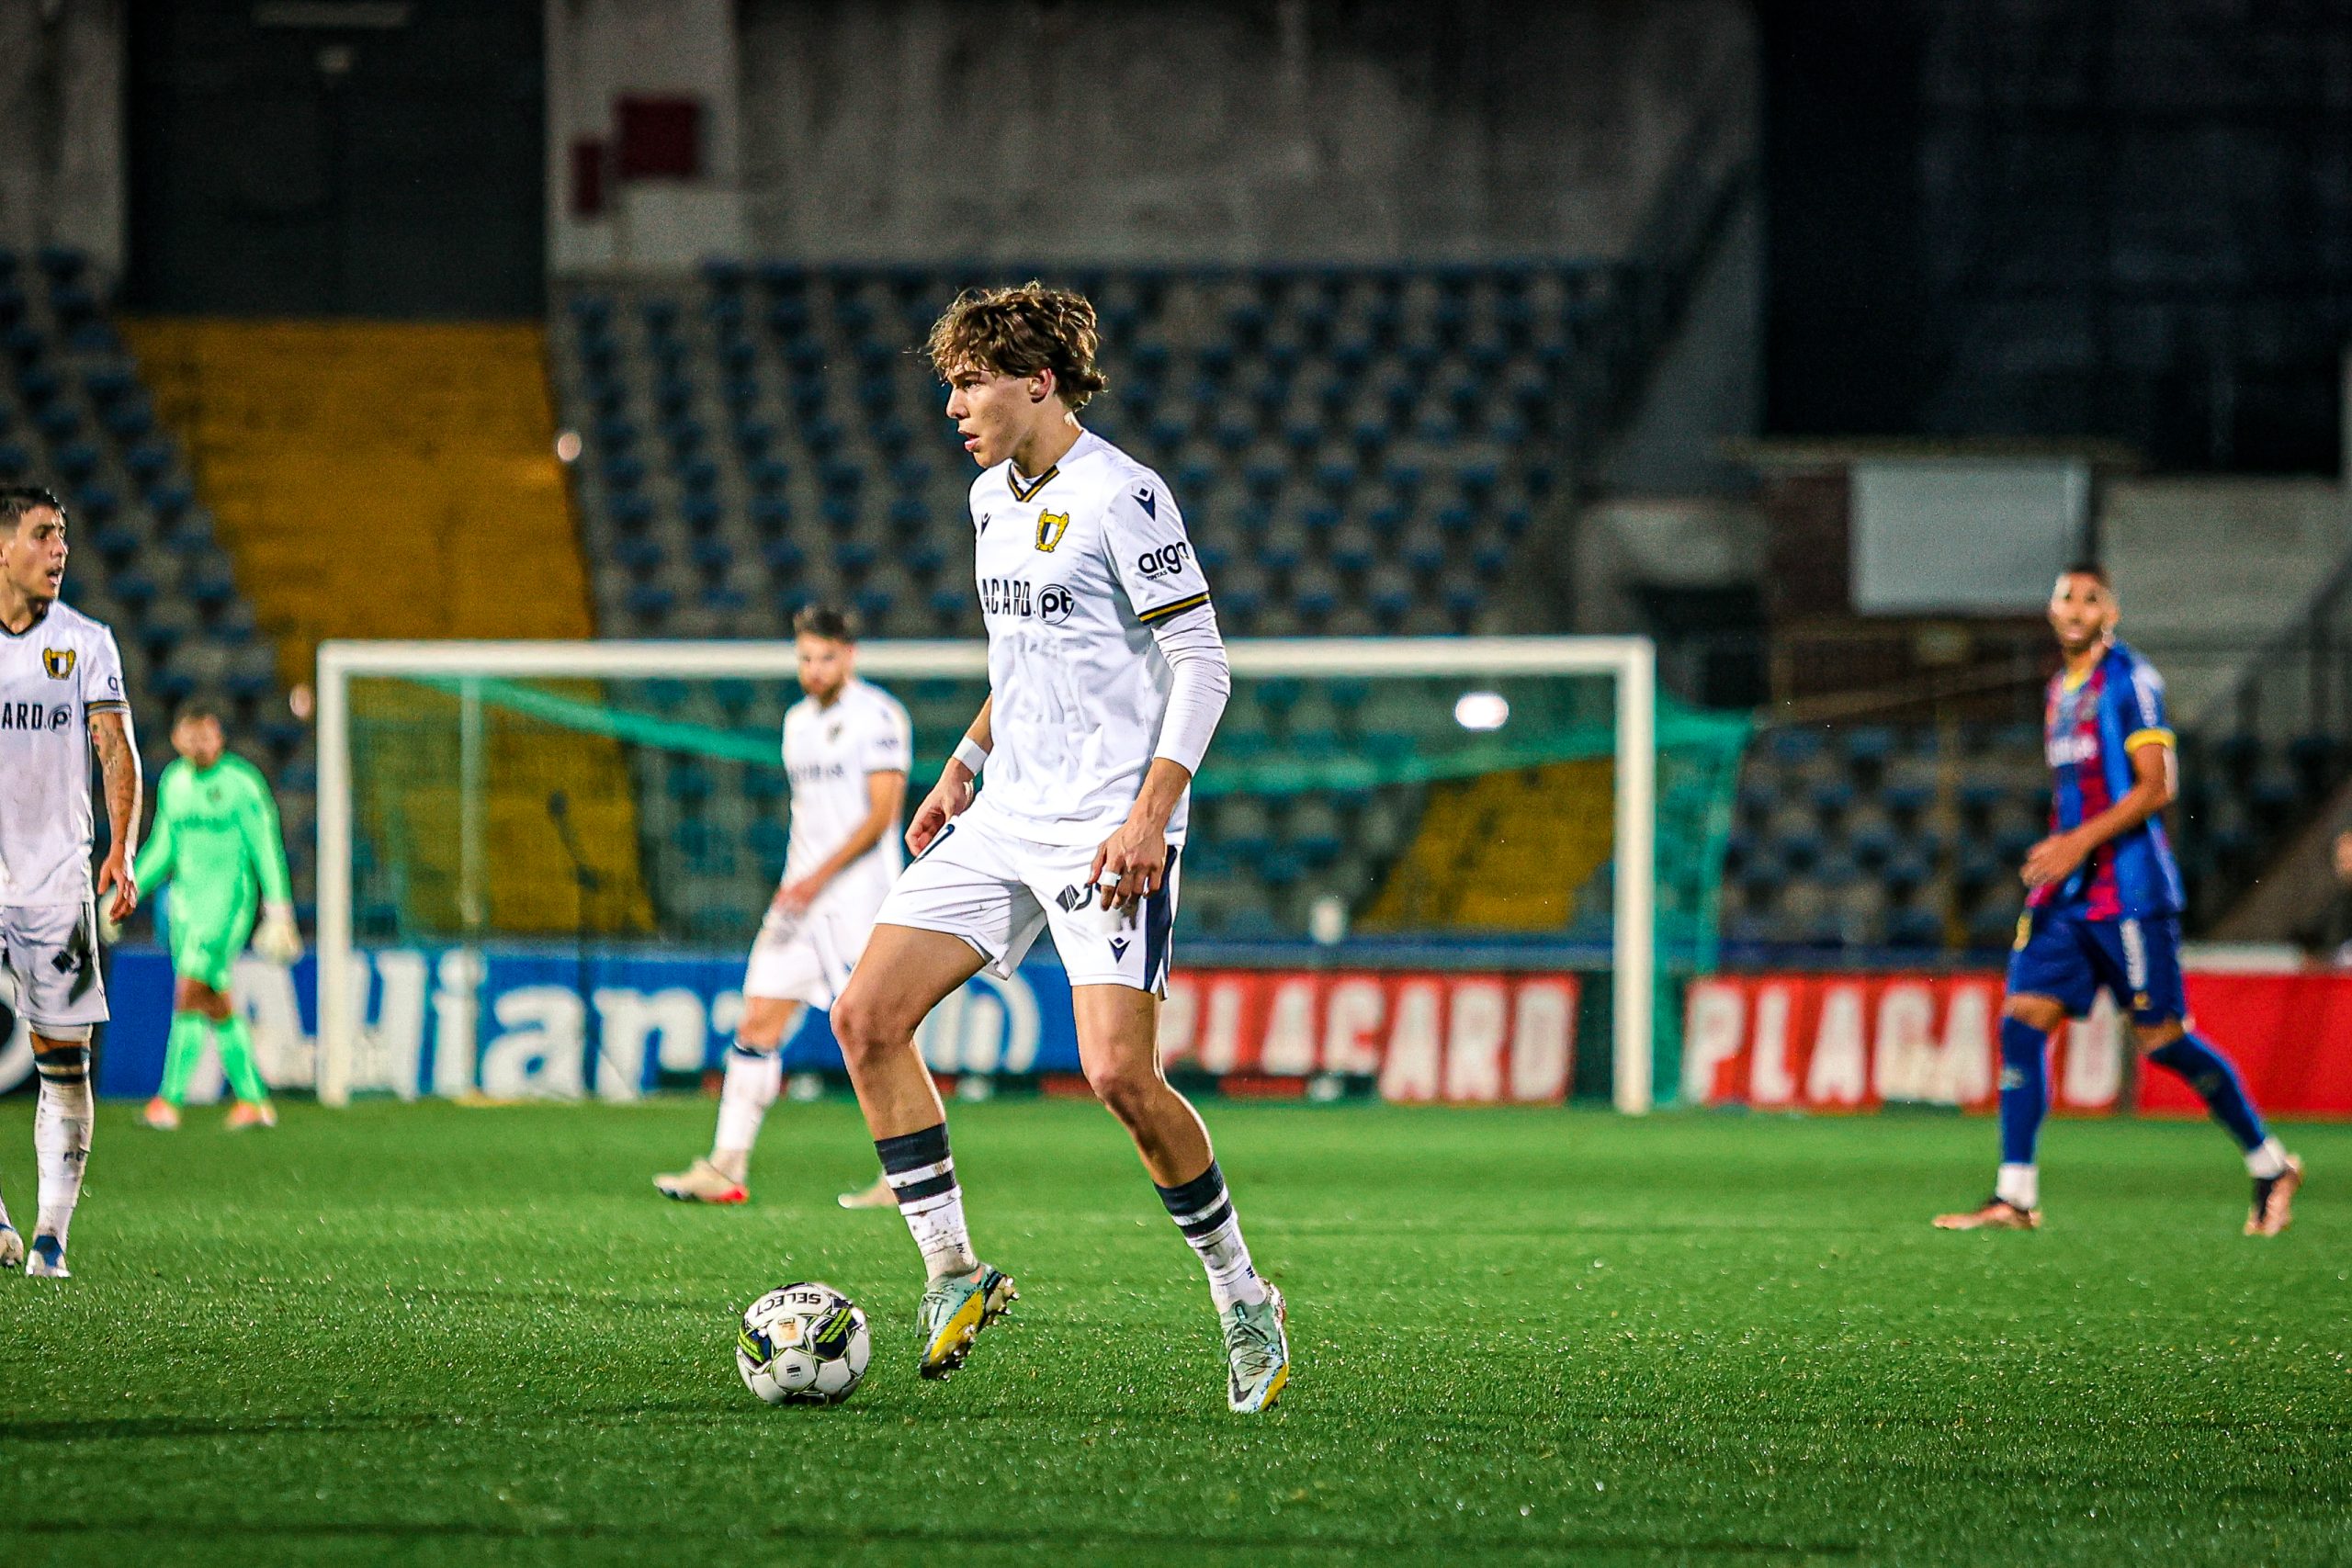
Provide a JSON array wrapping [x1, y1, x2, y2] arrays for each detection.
[[1936, 563, 2304, 1235]]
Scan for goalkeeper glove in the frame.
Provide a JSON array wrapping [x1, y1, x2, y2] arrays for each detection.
[[254, 901, 304, 966]]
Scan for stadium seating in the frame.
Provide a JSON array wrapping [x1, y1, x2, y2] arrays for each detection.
[[0, 247, 311, 897], [548, 264, 1587, 643], [1720, 718, 2326, 954], [542, 263, 1613, 938]]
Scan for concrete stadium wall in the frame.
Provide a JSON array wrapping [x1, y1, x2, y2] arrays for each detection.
[[738, 0, 1750, 265], [0, 0, 123, 273], [547, 0, 1755, 273]]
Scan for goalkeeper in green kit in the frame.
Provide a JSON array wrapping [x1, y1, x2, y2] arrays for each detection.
[[130, 705, 302, 1130]]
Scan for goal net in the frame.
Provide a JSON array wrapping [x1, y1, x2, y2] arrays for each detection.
[[315, 638, 1747, 1111]]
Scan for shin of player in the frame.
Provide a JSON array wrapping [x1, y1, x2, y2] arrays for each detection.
[[829, 284, 1285, 1410], [655, 606, 910, 1207], [1939, 564, 2301, 1235], [0, 486, 141, 1278]]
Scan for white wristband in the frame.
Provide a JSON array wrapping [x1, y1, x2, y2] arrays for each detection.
[[951, 737, 989, 776]]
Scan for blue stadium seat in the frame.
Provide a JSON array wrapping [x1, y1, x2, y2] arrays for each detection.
[[104, 400, 154, 441], [752, 501, 799, 543], [53, 440, 98, 482], [1808, 779, 1856, 815], [1885, 908, 1944, 949]]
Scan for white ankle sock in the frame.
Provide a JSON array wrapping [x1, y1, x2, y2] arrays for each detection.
[[1188, 1210, 1268, 1313], [1156, 1160, 1269, 1312], [1995, 1163, 2039, 1211], [712, 1044, 782, 1179], [903, 1188, 979, 1280], [2245, 1137, 2290, 1180], [34, 1074, 93, 1248]]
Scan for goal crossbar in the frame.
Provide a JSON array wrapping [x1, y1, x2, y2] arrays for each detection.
[[316, 636, 1657, 1111]]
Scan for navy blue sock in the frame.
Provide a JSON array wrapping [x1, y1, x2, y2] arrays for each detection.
[[1997, 1017, 2050, 1168], [2147, 1033, 2267, 1153]]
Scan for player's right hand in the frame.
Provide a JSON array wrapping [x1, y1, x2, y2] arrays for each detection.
[[96, 848, 138, 923], [905, 773, 976, 856]]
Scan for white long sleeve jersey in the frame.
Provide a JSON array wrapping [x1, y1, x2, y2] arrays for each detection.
[[965, 428, 1218, 847]]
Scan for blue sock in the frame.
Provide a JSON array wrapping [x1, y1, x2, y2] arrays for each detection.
[[2147, 1033, 2267, 1153], [1997, 1018, 2050, 1168]]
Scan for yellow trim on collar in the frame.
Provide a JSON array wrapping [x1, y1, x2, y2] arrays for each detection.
[[1008, 464, 1058, 503]]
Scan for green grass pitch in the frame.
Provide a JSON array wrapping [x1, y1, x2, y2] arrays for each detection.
[[4, 1097, 2347, 1567]]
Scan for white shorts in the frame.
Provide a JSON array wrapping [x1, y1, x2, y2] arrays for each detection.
[[742, 896, 877, 1010], [2, 900, 108, 1031], [872, 809, 1181, 992]]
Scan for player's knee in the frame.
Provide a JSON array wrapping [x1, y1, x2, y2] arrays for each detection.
[[31, 1033, 92, 1083], [2004, 995, 2066, 1033], [1084, 1057, 1164, 1123], [2134, 1018, 2186, 1053], [829, 991, 902, 1070]]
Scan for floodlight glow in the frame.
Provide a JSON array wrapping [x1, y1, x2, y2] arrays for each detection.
[[554, 431, 582, 463], [1453, 691, 1510, 730]]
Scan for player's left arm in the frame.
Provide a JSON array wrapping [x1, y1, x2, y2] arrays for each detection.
[[2022, 737, 2176, 886], [89, 708, 142, 921], [1091, 476, 1230, 910]]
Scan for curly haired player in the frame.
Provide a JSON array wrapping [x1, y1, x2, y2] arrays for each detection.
[[825, 283, 1288, 1412]]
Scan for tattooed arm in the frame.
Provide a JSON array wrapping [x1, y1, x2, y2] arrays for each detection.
[[90, 708, 141, 921]]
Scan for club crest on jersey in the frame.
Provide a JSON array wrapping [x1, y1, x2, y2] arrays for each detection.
[[41, 648, 74, 679], [1035, 511, 1070, 552]]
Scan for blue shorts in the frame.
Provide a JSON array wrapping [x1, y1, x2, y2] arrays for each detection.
[[2006, 906, 2188, 1025]]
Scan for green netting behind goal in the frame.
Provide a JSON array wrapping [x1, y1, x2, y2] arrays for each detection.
[[344, 664, 1748, 1097]]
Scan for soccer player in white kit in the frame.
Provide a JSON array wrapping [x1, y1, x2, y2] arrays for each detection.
[[0, 486, 142, 1279], [654, 605, 910, 1207], [829, 285, 1290, 1413]]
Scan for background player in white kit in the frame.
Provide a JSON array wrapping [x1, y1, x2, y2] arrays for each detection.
[[0, 486, 142, 1279], [827, 284, 1290, 1413], [655, 604, 910, 1207]]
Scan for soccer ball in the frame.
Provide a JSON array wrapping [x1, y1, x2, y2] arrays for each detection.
[[736, 1281, 870, 1404]]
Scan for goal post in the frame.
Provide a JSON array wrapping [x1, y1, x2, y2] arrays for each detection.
[[317, 636, 1680, 1112]]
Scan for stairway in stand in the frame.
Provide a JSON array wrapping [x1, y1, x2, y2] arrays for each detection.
[[125, 319, 645, 935]]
